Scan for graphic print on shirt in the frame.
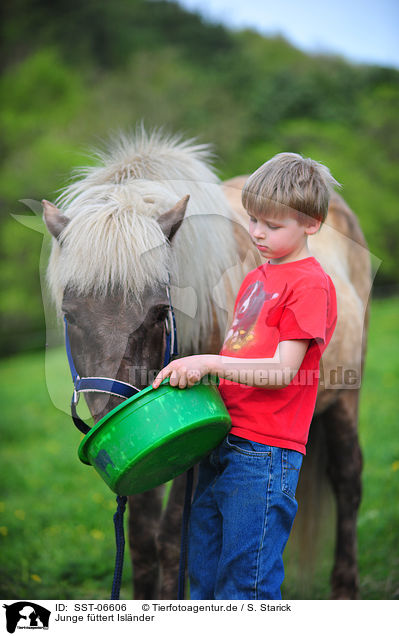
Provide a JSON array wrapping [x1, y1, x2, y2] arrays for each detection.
[[223, 280, 279, 352]]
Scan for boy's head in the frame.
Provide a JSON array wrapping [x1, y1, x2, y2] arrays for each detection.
[[242, 152, 340, 226]]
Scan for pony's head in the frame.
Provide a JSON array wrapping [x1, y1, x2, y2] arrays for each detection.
[[43, 129, 244, 423], [43, 193, 189, 422]]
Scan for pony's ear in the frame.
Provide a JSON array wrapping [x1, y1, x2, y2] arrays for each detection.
[[157, 195, 189, 242], [42, 200, 69, 240]]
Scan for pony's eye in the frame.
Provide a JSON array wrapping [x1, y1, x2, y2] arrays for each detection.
[[63, 311, 77, 326], [153, 306, 169, 323]]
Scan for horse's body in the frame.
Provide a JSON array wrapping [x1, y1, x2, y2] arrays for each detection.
[[43, 129, 370, 599]]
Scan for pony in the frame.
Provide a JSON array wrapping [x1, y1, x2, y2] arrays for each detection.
[[43, 128, 371, 599]]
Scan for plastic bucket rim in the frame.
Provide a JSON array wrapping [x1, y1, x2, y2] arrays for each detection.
[[78, 377, 226, 465]]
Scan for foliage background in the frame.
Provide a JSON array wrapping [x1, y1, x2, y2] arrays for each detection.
[[0, 0, 398, 601], [1, 0, 398, 355], [1, 296, 398, 600]]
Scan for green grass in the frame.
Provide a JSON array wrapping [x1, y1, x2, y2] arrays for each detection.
[[1, 296, 398, 599], [283, 295, 399, 599], [0, 347, 133, 599], [356, 296, 399, 599]]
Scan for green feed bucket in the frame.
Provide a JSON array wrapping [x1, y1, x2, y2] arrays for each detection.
[[78, 379, 231, 495]]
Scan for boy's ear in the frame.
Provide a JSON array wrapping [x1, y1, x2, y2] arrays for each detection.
[[305, 219, 321, 235]]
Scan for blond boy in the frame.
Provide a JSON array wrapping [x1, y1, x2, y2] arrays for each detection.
[[153, 153, 338, 599]]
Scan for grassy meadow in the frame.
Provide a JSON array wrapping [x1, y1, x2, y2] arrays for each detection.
[[0, 295, 398, 600]]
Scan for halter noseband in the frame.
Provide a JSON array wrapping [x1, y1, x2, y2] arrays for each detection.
[[64, 286, 178, 435]]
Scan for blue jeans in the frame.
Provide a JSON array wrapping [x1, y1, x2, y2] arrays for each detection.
[[188, 434, 303, 600]]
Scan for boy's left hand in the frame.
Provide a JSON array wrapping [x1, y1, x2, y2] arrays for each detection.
[[152, 355, 218, 390]]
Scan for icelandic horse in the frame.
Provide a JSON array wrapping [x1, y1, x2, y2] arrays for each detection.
[[43, 129, 370, 599]]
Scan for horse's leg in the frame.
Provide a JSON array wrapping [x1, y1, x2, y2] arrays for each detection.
[[324, 389, 363, 599], [127, 487, 164, 599], [157, 472, 187, 599]]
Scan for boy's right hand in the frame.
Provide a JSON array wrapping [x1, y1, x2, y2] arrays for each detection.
[[152, 355, 220, 390]]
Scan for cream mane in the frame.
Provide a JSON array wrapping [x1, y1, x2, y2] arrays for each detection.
[[47, 128, 244, 351]]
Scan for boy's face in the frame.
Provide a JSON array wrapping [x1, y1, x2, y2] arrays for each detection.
[[248, 210, 320, 264]]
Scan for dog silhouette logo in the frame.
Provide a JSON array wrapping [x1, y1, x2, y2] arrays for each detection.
[[3, 602, 50, 633]]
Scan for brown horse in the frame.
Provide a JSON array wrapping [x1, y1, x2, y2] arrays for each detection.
[[43, 129, 370, 599]]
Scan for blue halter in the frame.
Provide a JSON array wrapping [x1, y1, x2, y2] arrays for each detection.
[[64, 286, 178, 435]]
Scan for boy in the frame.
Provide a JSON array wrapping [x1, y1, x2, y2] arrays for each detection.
[[152, 152, 338, 599]]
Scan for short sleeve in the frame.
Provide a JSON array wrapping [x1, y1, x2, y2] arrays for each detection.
[[275, 286, 328, 343]]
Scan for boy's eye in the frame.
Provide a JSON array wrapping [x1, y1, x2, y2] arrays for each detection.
[[248, 216, 281, 229]]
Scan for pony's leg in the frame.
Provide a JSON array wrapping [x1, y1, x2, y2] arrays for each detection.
[[324, 389, 363, 599], [127, 487, 164, 599], [157, 472, 187, 599]]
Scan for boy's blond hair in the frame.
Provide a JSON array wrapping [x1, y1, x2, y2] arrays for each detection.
[[242, 152, 340, 225]]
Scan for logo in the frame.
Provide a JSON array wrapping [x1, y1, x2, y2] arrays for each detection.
[[2, 602, 50, 633], [223, 280, 279, 351]]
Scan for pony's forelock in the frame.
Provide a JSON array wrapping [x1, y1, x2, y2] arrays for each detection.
[[47, 129, 241, 351]]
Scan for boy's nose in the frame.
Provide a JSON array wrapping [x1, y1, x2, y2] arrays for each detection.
[[253, 226, 266, 238]]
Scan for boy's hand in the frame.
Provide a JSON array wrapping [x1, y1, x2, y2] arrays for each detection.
[[152, 355, 219, 390]]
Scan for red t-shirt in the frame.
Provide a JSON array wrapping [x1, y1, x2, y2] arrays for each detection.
[[218, 257, 337, 454]]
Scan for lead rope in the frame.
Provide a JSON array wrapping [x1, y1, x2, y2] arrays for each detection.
[[110, 471, 193, 601], [177, 467, 194, 599], [111, 495, 128, 600]]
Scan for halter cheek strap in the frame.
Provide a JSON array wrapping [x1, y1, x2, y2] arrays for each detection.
[[164, 284, 178, 366], [64, 290, 178, 435]]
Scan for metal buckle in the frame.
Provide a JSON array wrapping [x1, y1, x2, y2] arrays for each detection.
[[72, 376, 80, 405], [165, 307, 173, 335]]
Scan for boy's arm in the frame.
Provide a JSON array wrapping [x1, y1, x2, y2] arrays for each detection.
[[152, 340, 309, 390]]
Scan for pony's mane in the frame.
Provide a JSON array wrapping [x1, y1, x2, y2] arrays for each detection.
[[48, 128, 243, 351]]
